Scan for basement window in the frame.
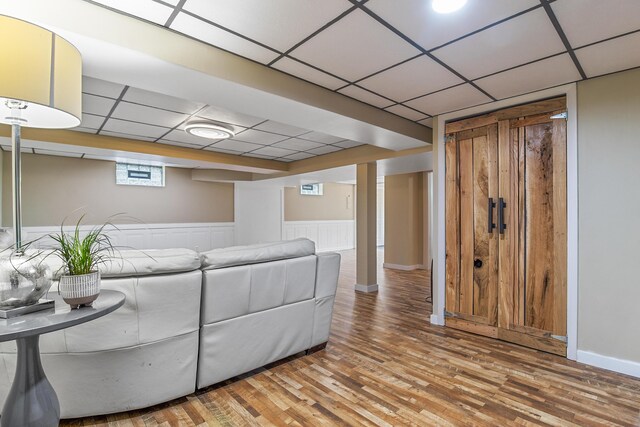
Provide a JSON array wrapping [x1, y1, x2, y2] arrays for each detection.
[[300, 183, 323, 196], [116, 163, 165, 187]]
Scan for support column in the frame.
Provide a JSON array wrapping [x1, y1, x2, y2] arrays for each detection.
[[355, 162, 378, 292]]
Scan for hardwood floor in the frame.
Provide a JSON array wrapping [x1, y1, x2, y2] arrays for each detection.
[[63, 249, 640, 426]]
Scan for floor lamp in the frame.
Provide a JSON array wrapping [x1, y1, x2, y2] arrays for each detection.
[[0, 15, 82, 312]]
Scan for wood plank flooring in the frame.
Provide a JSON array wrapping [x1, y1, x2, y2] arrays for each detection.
[[63, 249, 640, 426]]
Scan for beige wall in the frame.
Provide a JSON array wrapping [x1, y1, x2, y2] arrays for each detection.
[[1, 153, 234, 226], [384, 172, 427, 267], [578, 68, 640, 363], [284, 183, 354, 221]]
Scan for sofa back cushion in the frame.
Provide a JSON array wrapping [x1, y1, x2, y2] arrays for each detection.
[[101, 248, 201, 278], [201, 255, 317, 324], [200, 239, 315, 270]]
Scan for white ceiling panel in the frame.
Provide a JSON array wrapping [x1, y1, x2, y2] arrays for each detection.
[[405, 84, 492, 116], [101, 119, 168, 139], [272, 138, 324, 151], [290, 9, 420, 81], [99, 130, 157, 142], [197, 106, 265, 127], [338, 85, 394, 108], [575, 32, 640, 78], [209, 139, 263, 152], [418, 117, 433, 128], [307, 145, 342, 156], [182, 0, 351, 52], [249, 146, 297, 158], [112, 102, 188, 128], [233, 129, 288, 145], [83, 76, 125, 98], [161, 129, 214, 146], [73, 127, 98, 134], [83, 94, 116, 116], [552, 0, 640, 48], [242, 152, 276, 159], [366, 0, 539, 51], [299, 131, 344, 144], [358, 55, 463, 102], [475, 54, 581, 99], [88, 0, 174, 25], [34, 149, 83, 158], [283, 152, 315, 161], [203, 146, 244, 155], [432, 8, 565, 80], [385, 104, 429, 121], [333, 140, 365, 149], [254, 120, 308, 137], [271, 57, 347, 90], [170, 12, 279, 64], [123, 87, 205, 114], [80, 114, 104, 130]]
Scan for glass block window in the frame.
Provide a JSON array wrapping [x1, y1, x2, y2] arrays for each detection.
[[300, 183, 323, 196], [116, 163, 165, 187]]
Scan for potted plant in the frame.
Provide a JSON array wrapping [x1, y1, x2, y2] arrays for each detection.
[[49, 217, 117, 309]]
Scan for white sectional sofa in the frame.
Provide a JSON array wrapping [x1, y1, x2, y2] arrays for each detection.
[[0, 239, 340, 419]]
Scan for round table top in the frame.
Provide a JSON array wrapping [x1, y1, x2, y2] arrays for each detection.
[[0, 290, 125, 342]]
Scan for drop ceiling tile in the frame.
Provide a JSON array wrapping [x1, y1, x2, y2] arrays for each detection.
[[272, 138, 324, 151], [359, 56, 463, 102], [82, 76, 125, 98], [475, 54, 581, 99], [279, 158, 295, 162], [243, 153, 277, 159], [99, 130, 157, 142], [101, 119, 168, 139], [254, 121, 308, 137], [366, 0, 539, 51], [338, 85, 394, 108], [233, 129, 288, 145], [182, 0, 351, 52], [170, 12, 279, 64], [162, 129, 214, 146], [197, 106, 264, 127], [307, 145, 342, 156], [418, 117, 433, 128], [272, 57, 347, 90], [73, 127, 98, 134], [1, 145, 34, 154], [283, 152, 315, 161], [432, 8, 565, 80], [552, 0, 640, 48], [209, 139, 263, 152], [203, 146, 244, 155], [34, 149, 83, 158], [123, 87, 205, 114], [575, 32, 640, 78], [333, 140, 365, 149], [298, 131, 344, 144], [405, 84, 492, 116], [290, 9, 420, 81], [83, 94, 116, 116], [385, 104, 429, 121], [89, 0, 174, 25], [157, 139, 203, 150], [112, 102, 188, 128], [80, 114, 104, 130], [248, 146, 297, 158]]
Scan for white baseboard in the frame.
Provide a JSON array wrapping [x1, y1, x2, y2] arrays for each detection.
[[383, 263, 426, 271], [429, 314, 445, 326], [577, 350, 640, 378], [355, 283, 379, 293]]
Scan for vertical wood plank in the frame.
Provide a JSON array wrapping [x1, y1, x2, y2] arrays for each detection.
[[497, 120, 513, 329], [472, 135, 489, 318], [459, 138, 474, 315], [552, 119, 567, 336], [486, 124, 499, 326], [517, 126, 526, 327], [445, 136, 460, 313]]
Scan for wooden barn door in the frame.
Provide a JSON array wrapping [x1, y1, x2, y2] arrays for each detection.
[[445, 98, 568, 356]]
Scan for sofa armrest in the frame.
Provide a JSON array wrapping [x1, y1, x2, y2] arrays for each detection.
[[315, 252, 340, 299]]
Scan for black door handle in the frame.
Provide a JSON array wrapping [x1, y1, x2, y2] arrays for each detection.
[[498, 197, 507, 234], [488, 197, 496, 233], [474, 259, 483, 268]]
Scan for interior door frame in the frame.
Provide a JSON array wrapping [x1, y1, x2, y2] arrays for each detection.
[[431, 84, 578, 360]]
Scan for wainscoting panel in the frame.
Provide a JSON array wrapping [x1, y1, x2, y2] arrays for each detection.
[[21, 223, 235, 252], [283, 220, 355, 252]]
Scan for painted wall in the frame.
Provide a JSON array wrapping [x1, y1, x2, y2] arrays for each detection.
[[1, 153, 234, 226], [284, 183, 354, 221], [577, 68, 640, 364], [384, 172, 427, 268], [235, 183, 282, 245]]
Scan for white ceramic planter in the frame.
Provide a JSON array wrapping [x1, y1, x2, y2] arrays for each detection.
[[59, 271, 100, 309]]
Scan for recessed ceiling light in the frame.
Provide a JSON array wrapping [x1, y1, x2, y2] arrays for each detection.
[[184, 121, 235, 140], [432, 0, 467, 14]]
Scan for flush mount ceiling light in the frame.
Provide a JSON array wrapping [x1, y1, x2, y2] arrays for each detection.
[[184, 121, 235, 140], [432, 0, 467, 14]]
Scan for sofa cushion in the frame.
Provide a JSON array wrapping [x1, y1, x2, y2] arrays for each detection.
[[200, 238, 315, 270], [101, 248, 201, 277]]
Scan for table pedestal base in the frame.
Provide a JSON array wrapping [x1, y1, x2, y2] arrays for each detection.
[[1, 335, 60, 427]]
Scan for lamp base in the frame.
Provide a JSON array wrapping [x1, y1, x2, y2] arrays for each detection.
[[0, 299, 55, 319]]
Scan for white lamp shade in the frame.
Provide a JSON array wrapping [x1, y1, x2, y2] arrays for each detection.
[[0, 15, 82, 129]]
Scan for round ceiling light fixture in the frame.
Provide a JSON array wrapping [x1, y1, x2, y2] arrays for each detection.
[[432, 0, 467, 14], [184, 120, 235, 140]]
